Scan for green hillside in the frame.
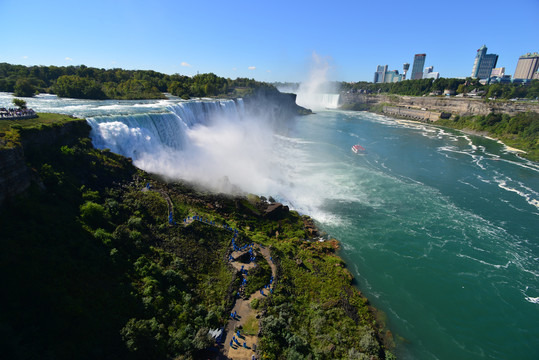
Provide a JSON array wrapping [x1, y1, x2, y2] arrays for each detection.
[[0, 116, 393, 359]]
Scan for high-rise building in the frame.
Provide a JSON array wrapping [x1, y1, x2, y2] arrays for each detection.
[[411, 54, 426, 80], [374, 65, 403, 83], [471, 45, 498, 79], [513, 52, 539, 79], [385, 70, 403, 83], [490, 67, 505, 78], [374, 65, 388, 83]]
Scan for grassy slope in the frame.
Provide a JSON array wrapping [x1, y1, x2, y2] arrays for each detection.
[[0, 116, 391, 359]]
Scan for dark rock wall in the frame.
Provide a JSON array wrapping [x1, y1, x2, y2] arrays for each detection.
[[0, 120, 90, 206], [0, 145, 32, 206], [243, 87, 311, 124]]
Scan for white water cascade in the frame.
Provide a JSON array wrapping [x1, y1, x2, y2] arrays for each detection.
[[293, 51, 340, 110], [87, 98, 282, 194], [296, 93, 340, 110]]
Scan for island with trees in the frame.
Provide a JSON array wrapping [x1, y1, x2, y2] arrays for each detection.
[[0, 63, 273, 100]]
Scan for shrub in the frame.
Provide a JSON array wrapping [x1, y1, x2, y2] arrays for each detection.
[[12, 98, 28, 108], [80, 201, 108, 228]]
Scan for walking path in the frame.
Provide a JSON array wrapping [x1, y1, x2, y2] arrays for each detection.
[[143, 183, 276, 359], [179, 213, 277, 359], [222, 245, 276, 360]]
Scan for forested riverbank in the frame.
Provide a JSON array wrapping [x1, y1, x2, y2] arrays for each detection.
[[339, 93, 539, 161], [0, 63, 273, 100]]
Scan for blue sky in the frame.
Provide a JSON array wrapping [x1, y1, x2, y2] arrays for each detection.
[[1, 0, 538, 83]]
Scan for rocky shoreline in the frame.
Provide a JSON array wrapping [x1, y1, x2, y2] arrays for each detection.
[[340, 93, 539, 117], [339, 93, 537, 160]]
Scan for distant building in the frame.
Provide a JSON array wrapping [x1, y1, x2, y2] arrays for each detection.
[[423, 66, 440, 79], [488, 75, 512, 84], [411, 54, 426, 80], [443, 89, 456, 96], [403, 63, 410, 80], [471, 45, 498, 79], [385, 70, 403, 83], [488, 67, 510, 84], [374, 65, 388, 83], [374, 65, 403, 83], [513, 52, 539, 79], [490, 67, 505, 77]]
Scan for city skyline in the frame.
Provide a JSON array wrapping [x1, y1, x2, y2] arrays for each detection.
[[1, 0, 537, 83]]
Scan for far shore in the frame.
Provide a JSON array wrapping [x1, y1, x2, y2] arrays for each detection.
[[452, 128, 528, 154], [389, 115, 529, 156]]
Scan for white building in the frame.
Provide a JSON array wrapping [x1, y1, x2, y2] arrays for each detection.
[[423, 66, 440, 79]]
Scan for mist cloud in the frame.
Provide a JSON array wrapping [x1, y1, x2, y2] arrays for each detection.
[[295, 52, 339, 110]]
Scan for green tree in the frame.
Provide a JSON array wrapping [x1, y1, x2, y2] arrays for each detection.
[[120, 318, 167, 358], [12, 98, 27, 109], [53, 75, 106, 99], [80, 201, 108, 228], [13, 78, 36, 97], [487, 84, 502, 99], [192, 327, 213, 350]]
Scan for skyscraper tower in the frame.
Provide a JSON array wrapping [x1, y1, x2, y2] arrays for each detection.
[[514, 52, 539, 79], [403, 63, 410, 80], [374, 65, 388, 83], [411, 54, 426, 80], [471, 45, 499, 79]]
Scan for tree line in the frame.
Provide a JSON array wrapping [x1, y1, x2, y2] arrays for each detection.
[[437, 111, 539, 161], [341, 78, 539, 100], [0, 63, 271, 100]]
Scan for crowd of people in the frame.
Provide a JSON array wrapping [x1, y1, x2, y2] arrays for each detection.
[[0, 107, 36, 119]]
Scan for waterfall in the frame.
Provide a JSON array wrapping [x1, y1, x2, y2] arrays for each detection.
[[295, 93, 340, 110], [320, 93, 340, 109], [88, 99, 245, 161], [167, 99, 244, 127], [86, 98, 282, 193]]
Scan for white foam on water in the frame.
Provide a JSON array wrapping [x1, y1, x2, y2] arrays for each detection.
[[494, 177, 539, 211]]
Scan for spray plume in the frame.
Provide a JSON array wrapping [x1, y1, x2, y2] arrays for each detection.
[[295, 52, 339, 110]]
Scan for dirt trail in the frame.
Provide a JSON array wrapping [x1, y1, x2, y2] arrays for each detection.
[[222, 245, 276, 360], [165, 204, 275, 359]]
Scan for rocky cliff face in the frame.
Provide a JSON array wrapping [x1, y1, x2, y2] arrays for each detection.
[[0, 119, 90, 206], [0, 145, 32, 206], [340, 93, 539, 116], [19, 120, 90, 150], [243, 87, 311, 122]]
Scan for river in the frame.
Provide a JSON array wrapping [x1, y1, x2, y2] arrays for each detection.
[[1, 92, 538, 359]]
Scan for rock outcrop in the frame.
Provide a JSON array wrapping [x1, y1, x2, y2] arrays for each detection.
[[263, 202, 290, 220], [0, 119, 91, 206], [0, 145, 32, 206], [243, 87, 311, 124], [340, 93, 539, 117]]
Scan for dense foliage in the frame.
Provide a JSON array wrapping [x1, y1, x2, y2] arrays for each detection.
[[341, 78, 539, 100], [0, 63, 272, 100], [0, 115, 391, 359], [437, 111, 539, 161]]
